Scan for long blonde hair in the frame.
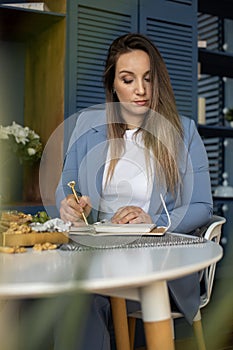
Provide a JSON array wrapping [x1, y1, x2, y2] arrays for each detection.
[[103, 33, 183, 194]]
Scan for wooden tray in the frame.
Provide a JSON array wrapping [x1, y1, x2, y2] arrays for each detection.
[[0, 231, 69, 247]]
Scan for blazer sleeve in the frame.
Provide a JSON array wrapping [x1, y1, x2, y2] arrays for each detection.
[[151, 118, 213, 234], [55, 139, 81, 211]]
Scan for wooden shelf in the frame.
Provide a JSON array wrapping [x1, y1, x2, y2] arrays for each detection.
[[0, 5, 65, 42], [198, 125, 233, 138], [213, 196, 233, 202], [198, 0, 233, 20], [198, 49, 233, 78]]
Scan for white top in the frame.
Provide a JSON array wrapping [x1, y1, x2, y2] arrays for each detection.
[[99, 129, 154, 220]]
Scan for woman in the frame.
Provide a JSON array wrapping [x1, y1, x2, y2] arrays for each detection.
[[56, 33, 213, 349]]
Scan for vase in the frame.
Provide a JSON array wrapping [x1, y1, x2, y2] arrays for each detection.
[[23, 162, 41, 203]]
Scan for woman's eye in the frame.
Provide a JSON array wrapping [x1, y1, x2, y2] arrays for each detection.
[[123, 79, 133, 84], [145, 77, 151, 82]]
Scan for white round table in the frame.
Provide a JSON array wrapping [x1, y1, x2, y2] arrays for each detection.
[[0, 237, 223, 350]]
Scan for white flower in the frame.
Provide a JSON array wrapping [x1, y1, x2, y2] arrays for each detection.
[[9, 122, 29, 145], [29, 130, 40, 140], [27, 148, 36, 156]]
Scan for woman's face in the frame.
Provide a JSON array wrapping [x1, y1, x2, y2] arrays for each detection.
[[113, 49, 152, 127]]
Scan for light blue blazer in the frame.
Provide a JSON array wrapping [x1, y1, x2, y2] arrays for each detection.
[[56, 108, 213, 323]]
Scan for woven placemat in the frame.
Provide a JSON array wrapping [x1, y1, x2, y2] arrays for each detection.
[[60, 232, 206, 251]]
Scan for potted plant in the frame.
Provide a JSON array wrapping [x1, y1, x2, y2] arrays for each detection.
[[0, 121, 43, 164], [0, 122, 43, 203]]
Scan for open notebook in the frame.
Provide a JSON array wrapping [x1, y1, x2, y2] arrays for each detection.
[[69, 194, 171, 236]]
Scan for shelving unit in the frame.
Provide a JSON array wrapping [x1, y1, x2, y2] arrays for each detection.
[[198, 0, 233, 20], [0, 1, 67, 207], [197, 1, 233, 225], [198, 124, 233, 138], [0, 5, 65, 41], [198, 0, 233, 159], [198, 1, 233, 261], [198, 49, 233, 78]]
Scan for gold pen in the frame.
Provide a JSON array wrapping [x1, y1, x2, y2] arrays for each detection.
[[67, 181, 89, 226]]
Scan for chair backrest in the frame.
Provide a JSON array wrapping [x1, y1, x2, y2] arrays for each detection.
[[200, 215, 226, 308]]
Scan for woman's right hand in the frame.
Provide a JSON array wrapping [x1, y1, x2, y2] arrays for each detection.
[[60, 194, 92, 224]]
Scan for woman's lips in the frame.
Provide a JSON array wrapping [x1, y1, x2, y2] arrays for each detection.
[[134, 100, 148, 106]]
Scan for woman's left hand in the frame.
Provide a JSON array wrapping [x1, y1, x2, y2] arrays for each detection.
[[111, 206, 153, 224]]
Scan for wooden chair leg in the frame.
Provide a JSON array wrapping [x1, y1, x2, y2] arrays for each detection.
[[110, 297, 131, 350], [144, 318, 174, 350], [193, 310, 206, 350], [128, 316, 136, 350]]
